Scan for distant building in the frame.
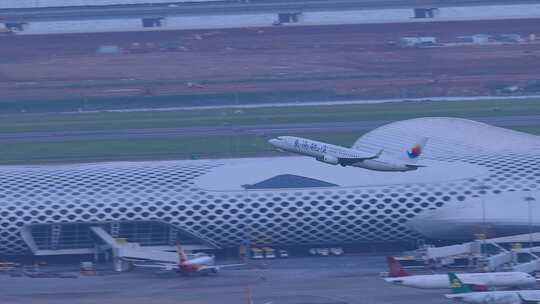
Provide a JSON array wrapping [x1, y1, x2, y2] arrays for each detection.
[[495, 34, 523, 43], [399, 37, 437, 47], [413, 8, 439, 19], [471, 34, 490, 44], [457, 34, 490, 44], [2, 1, 540, 36], [0, 0, 209, 9]]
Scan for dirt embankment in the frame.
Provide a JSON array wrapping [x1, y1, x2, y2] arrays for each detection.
[[1, 19, 540, 103]]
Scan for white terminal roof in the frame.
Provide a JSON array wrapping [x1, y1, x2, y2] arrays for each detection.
[[353, 117, 540, 156], [194, 157, 487, 191]]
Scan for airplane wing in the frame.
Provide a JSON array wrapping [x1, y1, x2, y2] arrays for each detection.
[[190, 263, 246, 275], [337, 150, 383, 166], [214, 263, 246, 269], [467, 283, 489, 292], [445, 294, 465, 300], [404, 165, 426, 170], [203, 263, 246, 271], [518, 294, 540, 304], [133, 263, 179, 271]]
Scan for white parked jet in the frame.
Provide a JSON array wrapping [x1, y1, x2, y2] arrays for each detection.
[[384, 257, 536, 290], [268, 136, 428, 172], [445, 272, 540, 304], [134, 241, 244, 276]]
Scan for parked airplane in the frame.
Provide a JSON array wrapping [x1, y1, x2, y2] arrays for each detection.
[[384, 257, 536, 290], [268, 136, 428, 172], [445, 272, 540, 304], [134, 242, 244, 275]]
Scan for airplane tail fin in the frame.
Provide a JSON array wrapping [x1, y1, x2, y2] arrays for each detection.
[[448, 272, 473, 294], [176, 241, 188, 264], [405, 137, 428, 162], [387, 256, 410, 277]]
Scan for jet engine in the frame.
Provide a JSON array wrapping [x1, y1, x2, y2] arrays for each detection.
[[316, 155, 339, 165]]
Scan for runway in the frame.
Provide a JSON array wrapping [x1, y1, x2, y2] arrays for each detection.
[[100, 95, 540, 113], [0, 255, 453, 304], [0, 115, 538, 143], [2, 0, 535, 22]]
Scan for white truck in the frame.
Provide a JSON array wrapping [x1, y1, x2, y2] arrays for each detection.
[[263, 247, 276, 259], [250, 248, 264, 259]]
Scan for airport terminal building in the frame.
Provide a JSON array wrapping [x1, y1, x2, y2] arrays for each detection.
[[0, 118, 539, 256]]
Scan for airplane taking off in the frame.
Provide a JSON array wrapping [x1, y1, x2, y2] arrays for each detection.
[[134, 241, 244, 275], [445, 272, 540, 304], [384, 257, 536, 290], [268, 136, 428, 172]]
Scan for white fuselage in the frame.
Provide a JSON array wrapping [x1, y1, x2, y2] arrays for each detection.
[[385, 272, 536, 289], [268, 136, 416, 172], [273, 137, 363, 159], [446, 290, 540, 304], [185, 255, 214, 266]]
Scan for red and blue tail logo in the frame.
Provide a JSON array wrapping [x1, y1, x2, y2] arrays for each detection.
[[404, 138, 428, 162], [407, 144, 422, 159]]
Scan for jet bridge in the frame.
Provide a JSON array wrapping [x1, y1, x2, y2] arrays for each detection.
[[89, 226, 184, 271], [412, 232, 540, 272], [20, 220, 219, 258]]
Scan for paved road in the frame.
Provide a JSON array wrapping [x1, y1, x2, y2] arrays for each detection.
[[0, 256, 451, 304], [1, 115, 538, 143], [2, 0, 537, 21], [102, 95, 540, 113]]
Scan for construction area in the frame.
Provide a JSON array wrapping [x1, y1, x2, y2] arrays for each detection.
[[1, 18, 540, 107]]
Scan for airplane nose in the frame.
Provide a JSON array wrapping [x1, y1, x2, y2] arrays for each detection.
[[268, 139, 278, 146]]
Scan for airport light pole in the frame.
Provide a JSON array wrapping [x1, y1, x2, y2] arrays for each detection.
[[243, 187, 251, 261], [524, 196, 536, 249], [473, 185, 490, 258], [473, 185, 490, 229]]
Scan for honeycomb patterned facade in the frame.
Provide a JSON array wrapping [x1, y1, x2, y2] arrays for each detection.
[[1, 118, 539, 255], [0, 152, 538, 255]]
